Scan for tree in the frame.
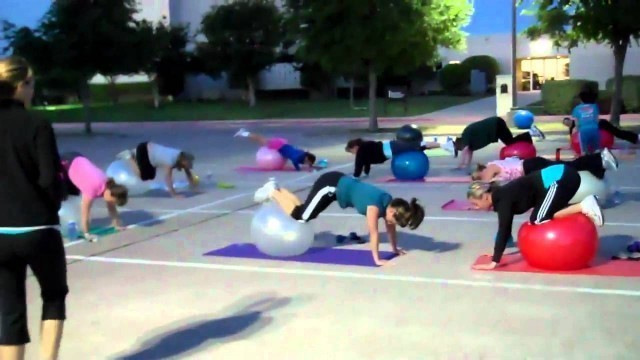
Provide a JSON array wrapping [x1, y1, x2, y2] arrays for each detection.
[[522, 0, 640, 125], [198, 0, 282, 107], [285, 0, 472, 130]]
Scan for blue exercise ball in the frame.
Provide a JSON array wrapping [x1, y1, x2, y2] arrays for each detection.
[[391, 151, 429, 180], [513, 110, 534, 129]]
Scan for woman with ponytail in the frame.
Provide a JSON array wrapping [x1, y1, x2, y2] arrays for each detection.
[[466, 163, 604, 270], [253, 172, 425, 266], [60, 152, 128, 241]]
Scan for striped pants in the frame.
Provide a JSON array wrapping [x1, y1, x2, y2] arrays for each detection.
[[530, 166, 581, 224]]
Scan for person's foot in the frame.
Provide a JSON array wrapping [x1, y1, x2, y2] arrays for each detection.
[[529, 124, 546, 140], [441, 138, 456, 157], [253, 177, 279, 203], [234, 128, 250, 137], [601, 147, 619, 171], [580, 195, 604, 227]]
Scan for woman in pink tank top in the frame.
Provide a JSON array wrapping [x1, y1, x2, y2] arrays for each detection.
[[61, 153, 129, 241], [471, 151, 616, 183]]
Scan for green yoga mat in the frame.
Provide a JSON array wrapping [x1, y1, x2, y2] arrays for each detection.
[[67, 226, 117, 240]]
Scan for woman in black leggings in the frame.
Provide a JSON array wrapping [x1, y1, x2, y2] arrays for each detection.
[[0, 57, 67, 360], [466, 164, 604, 270]]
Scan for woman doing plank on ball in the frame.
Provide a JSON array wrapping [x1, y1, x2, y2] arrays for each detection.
[[253, 173, 425, 266], [467, 164, 604, 271], [234, 128, 317, 171], [471, 148, 619, 182]]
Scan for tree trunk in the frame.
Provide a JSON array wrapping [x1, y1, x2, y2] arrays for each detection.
[[349, 77, 355, 109], [107, 76, 119, 105], [247, 77, 256, 107], [610, 41, 628, 126], [78, 80, 92, 134], [148, 73, 160, 108], [368, 64, 378, 131]]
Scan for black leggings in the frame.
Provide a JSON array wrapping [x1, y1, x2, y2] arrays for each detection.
[[60, 151, 83, 196], [0, 229, 68, 345], [530, 166, 581, 224], [291, 171, 344, 222], [599, 120, 638, 144], [522, 153, 605, 179], [496, 117, 533, 145], [135, 141, 157, 181], [389, 140, 426, 157]]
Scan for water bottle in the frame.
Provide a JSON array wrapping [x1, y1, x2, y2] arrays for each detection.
[[67, 221, 78, 240]]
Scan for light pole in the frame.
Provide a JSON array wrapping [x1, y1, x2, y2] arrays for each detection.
[[511, 0, 518, 109]]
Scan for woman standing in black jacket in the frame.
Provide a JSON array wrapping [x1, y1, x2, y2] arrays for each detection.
[[0, 57, 67, 360]]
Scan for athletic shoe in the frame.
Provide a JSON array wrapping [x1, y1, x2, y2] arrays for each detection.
[[441, 138, 456, 157], [529, 124, 546, 140], [253, 177, 279, 203], [601, 147, 619, 171], [234, 128, 250, 137], [580, 195, 604, 227]]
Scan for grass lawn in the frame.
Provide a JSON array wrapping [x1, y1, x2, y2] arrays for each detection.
[[34, 95, 486, 123]]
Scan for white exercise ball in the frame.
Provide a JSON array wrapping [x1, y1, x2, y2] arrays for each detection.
[[570, 171, 610, 204], [59, 197, 81, 226], [251, 202, 315, 257], [106, 159, 149, 196]]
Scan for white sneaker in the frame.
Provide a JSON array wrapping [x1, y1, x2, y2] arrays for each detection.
[[601, 147, 619, 171], [529, 125, 546, 140], [441, 139, 456, 157], [234, 128, 250, 137], [253, 177, 279, 203], [580, 195, 604, 227]]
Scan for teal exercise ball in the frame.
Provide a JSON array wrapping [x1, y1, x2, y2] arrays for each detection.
[[391, 151, 430, 180]]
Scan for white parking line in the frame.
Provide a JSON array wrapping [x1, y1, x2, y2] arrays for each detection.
[[65, 255, 640, 298]]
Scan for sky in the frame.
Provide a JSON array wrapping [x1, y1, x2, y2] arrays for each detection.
[[1, 0, 538, 49]]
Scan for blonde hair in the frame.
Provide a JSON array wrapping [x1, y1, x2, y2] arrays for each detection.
[[0, 56, 32, 99], [471, 163, 487, 181], [467, 180, 495, 199]]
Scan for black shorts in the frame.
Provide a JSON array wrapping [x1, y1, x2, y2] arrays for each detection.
[[0, 229, 69, 345], [291, 171, 345, 222], [60, 151, 83, 196], [135, 142, 157, 181]]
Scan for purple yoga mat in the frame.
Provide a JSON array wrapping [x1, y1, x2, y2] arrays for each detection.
[[377, 176, 471, 183], [235, 166, 298, 172], [203, 243, 397, 267]]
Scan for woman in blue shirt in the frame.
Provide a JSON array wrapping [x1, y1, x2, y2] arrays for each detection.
[[254, 172, 425, 266]]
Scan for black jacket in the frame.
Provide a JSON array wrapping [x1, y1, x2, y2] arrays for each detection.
[[0, 99, 64, 227], [353, 141, 387, 177]]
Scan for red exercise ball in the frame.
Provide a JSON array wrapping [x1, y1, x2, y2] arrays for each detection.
[[570, 130, 615, 155], [517, 213, 599, 271], [499, 141, 537, 160]]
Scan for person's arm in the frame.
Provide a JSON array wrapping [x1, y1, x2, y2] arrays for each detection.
[[386, 222, 405, 255], [366, 206, 387, 266], [80, 196, 94, 235], [474, 203, 513, 270], [164, 166, 181, 197], [363, 163, 371, 177], [458, 147, 472, 168], [353, 151, 365, 178], [106, 201, 124, 230], [34, 122, 65, 208], [184, 167, 197, 187]]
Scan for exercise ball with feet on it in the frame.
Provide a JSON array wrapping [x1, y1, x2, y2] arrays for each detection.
[[569, 171, 610, 204], [251, 201, 315, 257], [256, 146, 287, 170], [570, 130, 615, 155], [513, 110, 535, 129], [518, 213, 599, 271], [106, 159, 148, 196], [500, 141, 537, 160], [395, 124, 424, 144], [391, 151, 430, 180]]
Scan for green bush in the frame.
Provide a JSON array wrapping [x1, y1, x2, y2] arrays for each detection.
[[461, 55, 500, 85], [541, 79, 598, 115], [438, 63, 471, 96], [90, 82, 153, 104], [605, 75, 640, 112]]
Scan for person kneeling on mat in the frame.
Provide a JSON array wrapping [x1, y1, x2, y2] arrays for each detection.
[[466, 164, 604, 271], [116, 142, 196, 198], [345, 137, 455, 178], [253, 172, 425, 266], [234, 128, 317, 171], [471, 148, 619, 182], [61, 152, 128, 242], [453, 116, 545, 170], [562, 117, 640, 146]]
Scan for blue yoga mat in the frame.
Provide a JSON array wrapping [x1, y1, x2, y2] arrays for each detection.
[[204, 243, 397, 267]]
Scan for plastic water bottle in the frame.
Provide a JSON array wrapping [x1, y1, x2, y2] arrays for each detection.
[[67, 221, 78, 240]]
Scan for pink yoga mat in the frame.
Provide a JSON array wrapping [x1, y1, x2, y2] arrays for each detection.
[[378, 176, 471, 184], [235, 166, 299, 172]]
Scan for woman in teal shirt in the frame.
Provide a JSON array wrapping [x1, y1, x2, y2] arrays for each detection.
[[254, 172, 425, 266]]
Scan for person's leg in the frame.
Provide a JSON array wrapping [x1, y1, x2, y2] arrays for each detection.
[[23, 230, 68, 360], [234, 128, 270, 146], [599, 120, 639, 144], [566, 149, 618, 179], [287, 172, 344, 222], [0, 237, 29, 360], [271, 189, 303, 215], [530, 166, 581, 224], [549, 168, 604, 226], [495, 117, 516, 145], [134, 142, 156, 181], [522, 157, 554, 175], [390, 140, 418, 156], [512, 131, 534, 144], [579, 128, 600, 154]]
